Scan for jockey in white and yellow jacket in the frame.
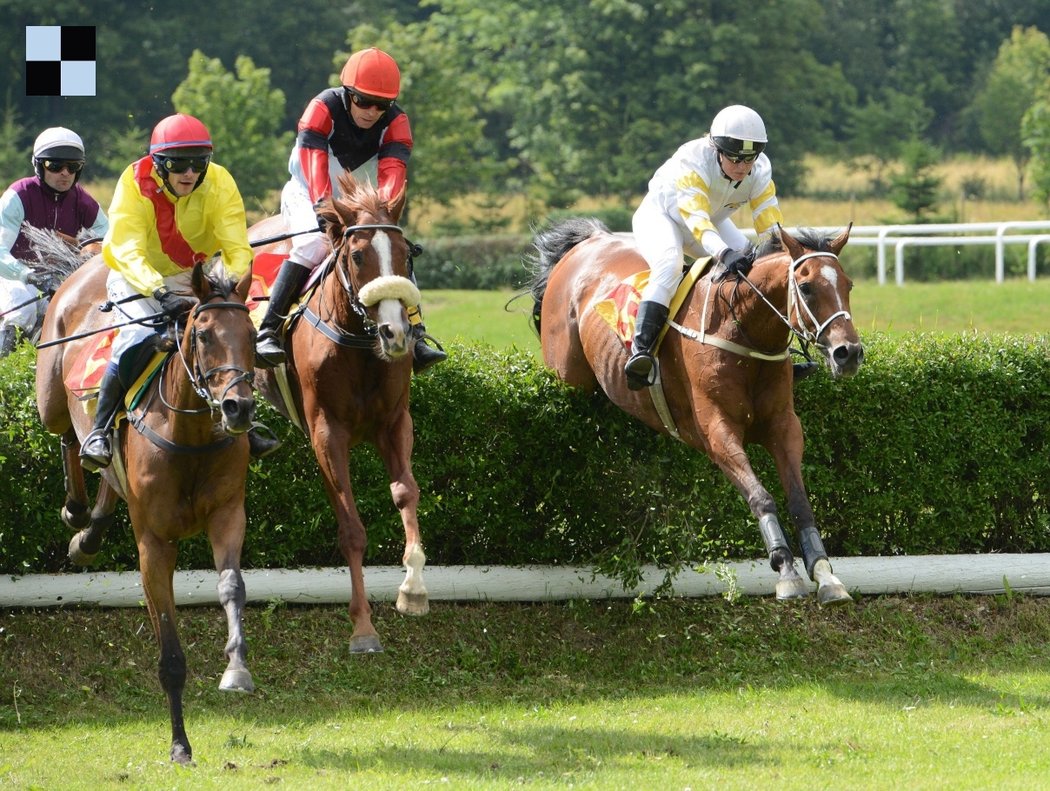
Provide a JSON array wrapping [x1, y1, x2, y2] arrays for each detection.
[[625, 104, 785, 390]]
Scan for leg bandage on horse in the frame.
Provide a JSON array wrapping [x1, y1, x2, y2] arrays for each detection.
[[758, 513, 792, 570]]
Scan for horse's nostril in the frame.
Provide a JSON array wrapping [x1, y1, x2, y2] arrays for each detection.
[[379, 324, 396, 340]]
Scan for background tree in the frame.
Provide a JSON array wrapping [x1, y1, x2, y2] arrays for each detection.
[[969, 26, 1050, 199], [889, 139, 943, 222], [0, 101, 28, 183], [844, 90, 934, 195], [171, 51, 293, 211], [1023, 98, 1050, 208]]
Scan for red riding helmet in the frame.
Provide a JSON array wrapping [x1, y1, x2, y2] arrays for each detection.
[[149, 113, 213, 155], [149, 114, 213, 195], [340, 48, 400, 99]]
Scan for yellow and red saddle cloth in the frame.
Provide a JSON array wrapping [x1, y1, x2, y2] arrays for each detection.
[[593, 257, 711, 351]]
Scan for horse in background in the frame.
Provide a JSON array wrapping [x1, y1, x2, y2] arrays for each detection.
[[248, 173, 428, 653], [35, 247, 258, 764], [528, 219, 864, 604]]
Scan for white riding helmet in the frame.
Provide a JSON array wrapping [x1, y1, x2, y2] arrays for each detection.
[[33, 127, 85, 161], [709, 105, 767, 158], [32, 127, 86, 181]]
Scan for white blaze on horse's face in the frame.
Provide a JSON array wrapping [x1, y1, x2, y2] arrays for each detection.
[[372, 231, 402, 327], [821, 264, 847, 312]]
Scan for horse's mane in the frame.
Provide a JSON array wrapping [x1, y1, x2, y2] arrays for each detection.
[[318, 173, 388, 228], [756, 227, 837, 258]]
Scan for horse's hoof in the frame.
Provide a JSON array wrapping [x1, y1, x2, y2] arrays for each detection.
[[775, 578, 811, 600], [349, 634, 384, 654], [170, 744, 194, 766], [67, 534, 97, 567], [396, 590, 430, 616], [219, 667, 255, 693], [817, 582, 853, 606], [61, 505, 90, 531]]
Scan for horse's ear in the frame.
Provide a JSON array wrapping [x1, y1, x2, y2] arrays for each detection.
[[386, 183, 407, 224], [778, 224, 805, 261], [190, 261, 207, 297], [829, 222, 852, 256]]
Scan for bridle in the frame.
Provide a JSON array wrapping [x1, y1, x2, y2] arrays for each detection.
[[670, 249, 851, 361], [127, 293, 254, 454], [301, 222, 422, 349]]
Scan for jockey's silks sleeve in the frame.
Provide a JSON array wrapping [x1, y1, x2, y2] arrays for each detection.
[[297, 98, 335, 204], [102, 160, 253, 296]]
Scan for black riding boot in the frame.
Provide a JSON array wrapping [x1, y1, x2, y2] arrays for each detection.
[[79, 368, 127, 472], [407, 305, 447, 374], [624, 300, 670, 390], [247, 422, 281, 460], [255, 260, 311, 368]]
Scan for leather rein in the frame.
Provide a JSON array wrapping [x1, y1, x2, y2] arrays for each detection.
[[669, 250, 852, 361]]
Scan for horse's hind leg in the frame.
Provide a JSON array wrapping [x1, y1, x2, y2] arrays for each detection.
[[209, 510, 254, 693], [59, 430, 119, 566], [378, 409, 429, 616], [68, 481, 120, 566]]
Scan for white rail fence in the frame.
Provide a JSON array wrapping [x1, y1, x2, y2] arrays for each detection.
[[736, 220, 1050, 284], [778, 220, 1050, 285]]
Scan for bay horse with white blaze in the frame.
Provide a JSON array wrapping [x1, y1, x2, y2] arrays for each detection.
[[529, 219, 864, 604], [248, 173, 427, 653], [35, 251, 257, 764]]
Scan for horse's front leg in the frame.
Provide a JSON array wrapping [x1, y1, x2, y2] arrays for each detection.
[[311, 426, 382, 653], [136, 528, 193, 764], [376, 408, 428, 616], [209, 505, 254, 692], [765, 415, 852, 606], [701, 421, 809, 600]]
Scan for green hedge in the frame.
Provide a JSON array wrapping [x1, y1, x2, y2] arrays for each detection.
[[3, 333, 1050, 585], [412, 234, 531, 290]]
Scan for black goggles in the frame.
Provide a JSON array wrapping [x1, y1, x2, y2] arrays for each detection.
[[160, 155, 211, 174], [346, 88, 392, 112], [721, 150, 760, 165], [42, 159, 84, 174]]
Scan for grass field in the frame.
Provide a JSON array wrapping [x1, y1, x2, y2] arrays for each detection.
[[4, 594, 1050, 789]]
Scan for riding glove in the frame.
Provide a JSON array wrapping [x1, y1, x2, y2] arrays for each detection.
[[25, 270, 56, 295], [715, 247, 754, 280], [153, 288, 196, 318]]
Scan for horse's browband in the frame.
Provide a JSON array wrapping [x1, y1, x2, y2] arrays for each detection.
[[342, 223, 404, 237]]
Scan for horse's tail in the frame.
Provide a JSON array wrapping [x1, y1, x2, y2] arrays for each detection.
[[524, 217, 610, 334], [21, 226, 90, 292]]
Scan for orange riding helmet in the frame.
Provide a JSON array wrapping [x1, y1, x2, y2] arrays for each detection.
[[340, 48, 401, 99]]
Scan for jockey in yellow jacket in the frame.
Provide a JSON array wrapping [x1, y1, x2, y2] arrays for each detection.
[[80, 114, 275, 471]]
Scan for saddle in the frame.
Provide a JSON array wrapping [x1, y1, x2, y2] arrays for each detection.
[[593, 256, 714, 352]]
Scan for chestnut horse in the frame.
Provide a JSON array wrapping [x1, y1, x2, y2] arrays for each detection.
[[528, 219, 864, 604], [35, 253, 257, 764], [248, 173, 427, 653]]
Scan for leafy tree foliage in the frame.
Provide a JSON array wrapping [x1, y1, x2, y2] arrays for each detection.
[[172, 51, 293, 210], [890, 139, 943, 221], [844, 90, 934, 195], [969, 26, 1050, 199]]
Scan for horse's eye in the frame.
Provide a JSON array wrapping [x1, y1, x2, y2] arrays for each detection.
[[195, 329, 211, 344], [351, 250, 364, 267], [798, 282, 813, 297]]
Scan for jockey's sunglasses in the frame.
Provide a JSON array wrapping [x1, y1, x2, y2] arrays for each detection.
[[42, 159, 84, 174], [721, 151, 760, 165], [161, 155, 211, 174], [346, 88, 392, 112]]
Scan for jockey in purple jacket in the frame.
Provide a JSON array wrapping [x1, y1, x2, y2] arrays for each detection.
[[0, 127, 109, 352]]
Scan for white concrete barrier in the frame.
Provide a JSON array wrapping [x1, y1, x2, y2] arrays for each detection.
[[2, 554, 1048, 608]]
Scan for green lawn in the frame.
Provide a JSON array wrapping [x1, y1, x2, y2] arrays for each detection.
[[4, 595, 1050, 789], [423, 279, 1050, 356]]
